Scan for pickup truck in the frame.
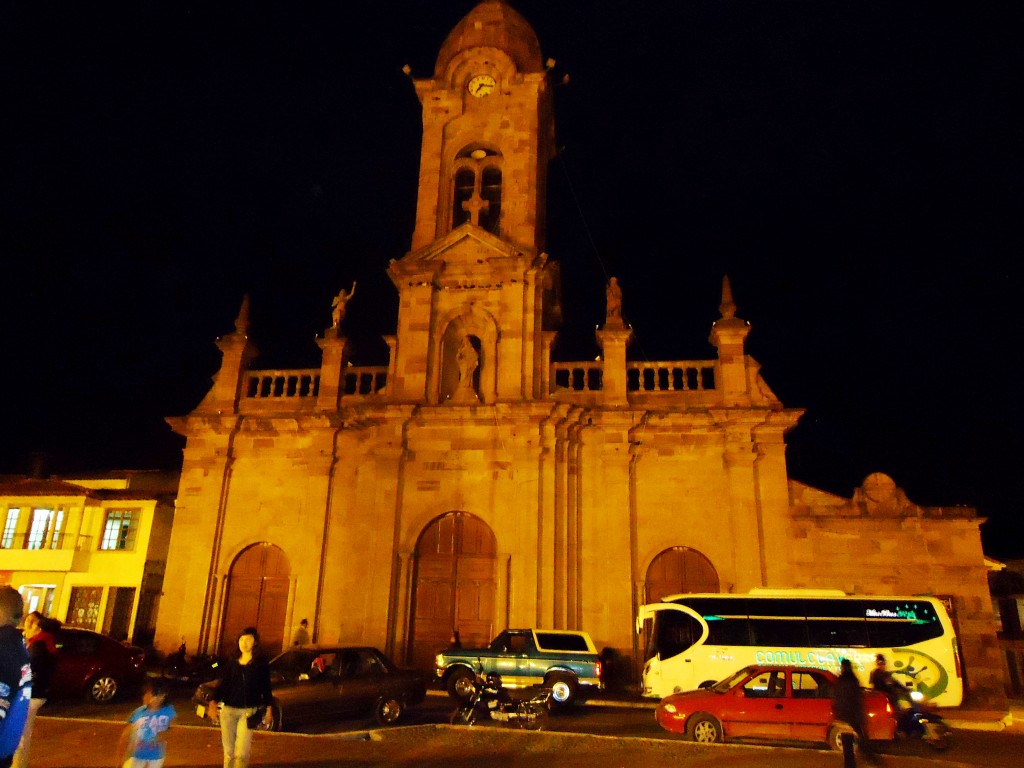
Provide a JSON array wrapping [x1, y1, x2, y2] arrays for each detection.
[[434, 628, 603, 706]]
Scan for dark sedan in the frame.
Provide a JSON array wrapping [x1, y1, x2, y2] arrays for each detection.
[[50, 627, 147, 703], [193, 645, 428, 730]]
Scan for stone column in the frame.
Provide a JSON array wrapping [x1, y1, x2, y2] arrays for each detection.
[[596, 326, 633, 406], [317, 328, 347, 410]]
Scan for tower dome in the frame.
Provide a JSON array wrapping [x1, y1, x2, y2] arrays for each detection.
[[434, 1, 543, 77]]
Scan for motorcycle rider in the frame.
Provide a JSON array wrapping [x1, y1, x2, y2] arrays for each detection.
[[870, 655, 912, 712]]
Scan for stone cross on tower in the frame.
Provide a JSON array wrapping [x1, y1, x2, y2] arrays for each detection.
[[461, 193, 490, 226]]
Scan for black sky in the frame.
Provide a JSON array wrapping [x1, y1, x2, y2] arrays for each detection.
[[2, 2, 1022, 557]]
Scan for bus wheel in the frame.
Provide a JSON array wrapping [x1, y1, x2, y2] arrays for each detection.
[[688, 713, 723, 744]]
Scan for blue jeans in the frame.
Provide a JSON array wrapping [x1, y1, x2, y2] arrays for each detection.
[[218, 705, 258, 768]]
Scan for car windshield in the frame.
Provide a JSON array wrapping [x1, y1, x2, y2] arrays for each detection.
[[710, 666, 757, 693], [269, 650, 320, 682]]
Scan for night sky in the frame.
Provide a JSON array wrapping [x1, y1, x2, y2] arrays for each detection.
[[3, 2, 1022, 557]]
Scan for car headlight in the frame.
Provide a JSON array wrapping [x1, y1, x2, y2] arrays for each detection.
[[661, 702, 678, 714]]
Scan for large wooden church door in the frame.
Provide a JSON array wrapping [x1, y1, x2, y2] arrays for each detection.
[[220, 543, 290, 658], [408, 513, 496, 669], [645, 546, 719, 603]]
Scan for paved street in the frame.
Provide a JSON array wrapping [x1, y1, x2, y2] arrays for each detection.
[[26, 689, 1024, 768]]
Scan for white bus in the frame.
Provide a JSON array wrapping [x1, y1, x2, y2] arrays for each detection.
[[637, 589, 963, 707]]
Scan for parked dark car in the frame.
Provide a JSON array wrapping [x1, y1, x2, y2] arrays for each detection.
[[50, 627, 147, 703], [192, 645, 428, 731], [655, 664, 897, 750]]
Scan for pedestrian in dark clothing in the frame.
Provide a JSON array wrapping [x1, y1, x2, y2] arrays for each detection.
[[207, 627, 273, 768], [12, 612, 58, 768], [833, 658, 882, 765], [0, 588, 31, 768]]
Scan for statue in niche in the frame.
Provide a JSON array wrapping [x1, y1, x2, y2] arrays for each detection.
[[331, 281, 357, 327], [456, 336, 479, 392], [605, 277, 623, 325]]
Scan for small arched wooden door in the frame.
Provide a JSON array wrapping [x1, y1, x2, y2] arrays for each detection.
[[645, 546, 719, 603], [408, 512, 496, 669], [220, 543, 290, 658]]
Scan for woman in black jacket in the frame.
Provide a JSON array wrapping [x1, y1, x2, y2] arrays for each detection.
[[207, 627, 273, 768]]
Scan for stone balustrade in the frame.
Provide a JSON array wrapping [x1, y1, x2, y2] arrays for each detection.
[[551, 361, 604, 392], [242, 366, 388, 406], [344, 366, 388, 396], [245, 369, 321, 399], [626, 361, 716, 392]]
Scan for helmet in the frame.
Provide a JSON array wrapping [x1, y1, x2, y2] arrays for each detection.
[[485, 672, 502, 688]]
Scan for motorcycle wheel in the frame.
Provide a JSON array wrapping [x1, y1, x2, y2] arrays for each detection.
[[516, 702, 548, 731], [923, 722, 951, 751], [450, 706, 476, 726]]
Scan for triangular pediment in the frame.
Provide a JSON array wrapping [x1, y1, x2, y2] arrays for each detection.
[[389, 224, 541, 283]]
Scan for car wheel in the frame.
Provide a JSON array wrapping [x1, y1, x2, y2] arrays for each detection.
[[827, 724, 857, 752], [446, 669, 476, 702], [688, 713, 724, 744], [545, 673, 578, 707], [87, 673, 119, 703], [375, 696, 404, 726]]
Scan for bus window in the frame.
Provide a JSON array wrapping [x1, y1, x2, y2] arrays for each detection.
[[705, 617, 751, 645], [654, 609, 702, 659], [749, 618, 809, 646], [807, 619, 869, 647], [867, 619, 943, 647]]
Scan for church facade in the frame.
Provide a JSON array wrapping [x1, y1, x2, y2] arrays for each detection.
[[156, 2, 1005, 710]]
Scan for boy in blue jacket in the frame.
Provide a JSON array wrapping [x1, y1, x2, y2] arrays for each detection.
[[0, 587, 31, 768]]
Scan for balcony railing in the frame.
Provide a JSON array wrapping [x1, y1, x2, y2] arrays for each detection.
[[344, 366, 388, 397], [627, 361, 715, 392], [245, 370, 321, 399]]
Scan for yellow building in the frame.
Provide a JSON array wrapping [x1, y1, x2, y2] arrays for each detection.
[[0, 470, 177, 643], [156, 2, 1005, 710]]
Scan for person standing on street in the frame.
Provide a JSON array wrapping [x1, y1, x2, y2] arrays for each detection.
[[833, 658, 882, 765], [290, 619, 309, 647], [12, 612, 58, 768], [0, 588, 31, 768], [207, 627, 273, 768]]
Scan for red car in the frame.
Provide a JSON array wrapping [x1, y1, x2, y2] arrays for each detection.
[[655, 665, 896, 750], [50, 627, 147, 703]]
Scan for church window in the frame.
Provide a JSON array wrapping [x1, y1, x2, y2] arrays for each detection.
[[451, 147, 503, 234], [453, 169, 475, 228], [1, 508, 19, 548], [100, 509, 138, 551], [480, 166, 502, 235]]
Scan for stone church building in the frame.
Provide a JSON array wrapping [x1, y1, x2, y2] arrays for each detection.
[[156, 2, 1004, 709]]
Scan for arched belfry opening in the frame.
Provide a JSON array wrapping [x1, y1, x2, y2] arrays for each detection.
[[450, 145, 503, 235], [408, 512, 497, 669], [220, 542, 290, 658], [645, 546, 720, 603]]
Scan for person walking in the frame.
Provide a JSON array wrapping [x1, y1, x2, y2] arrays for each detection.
[[833, 658, 882, 766], [290, 619, 309, 647], [117, 679, 175, 768], [207, 627, 273, 768], [0, 588, 31, 768], [12, 612, 58, 768]]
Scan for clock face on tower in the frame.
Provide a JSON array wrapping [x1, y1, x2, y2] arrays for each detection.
[[467, 74, 496, 98]]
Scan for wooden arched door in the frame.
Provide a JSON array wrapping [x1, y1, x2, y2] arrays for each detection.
[[220, 543, 290, 658], [645, 546, 719, 603], [408, 512, 496, 669]]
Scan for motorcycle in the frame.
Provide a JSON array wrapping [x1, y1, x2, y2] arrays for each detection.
[[884, 683, 952, 750], [449, 672, 552, 730], [162, 643, 221, 685], [896, 691, 952, 750]]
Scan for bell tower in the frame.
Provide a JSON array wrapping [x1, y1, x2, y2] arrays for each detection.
[[388, 1, 561, 403], [409, 0, 555, 253]]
